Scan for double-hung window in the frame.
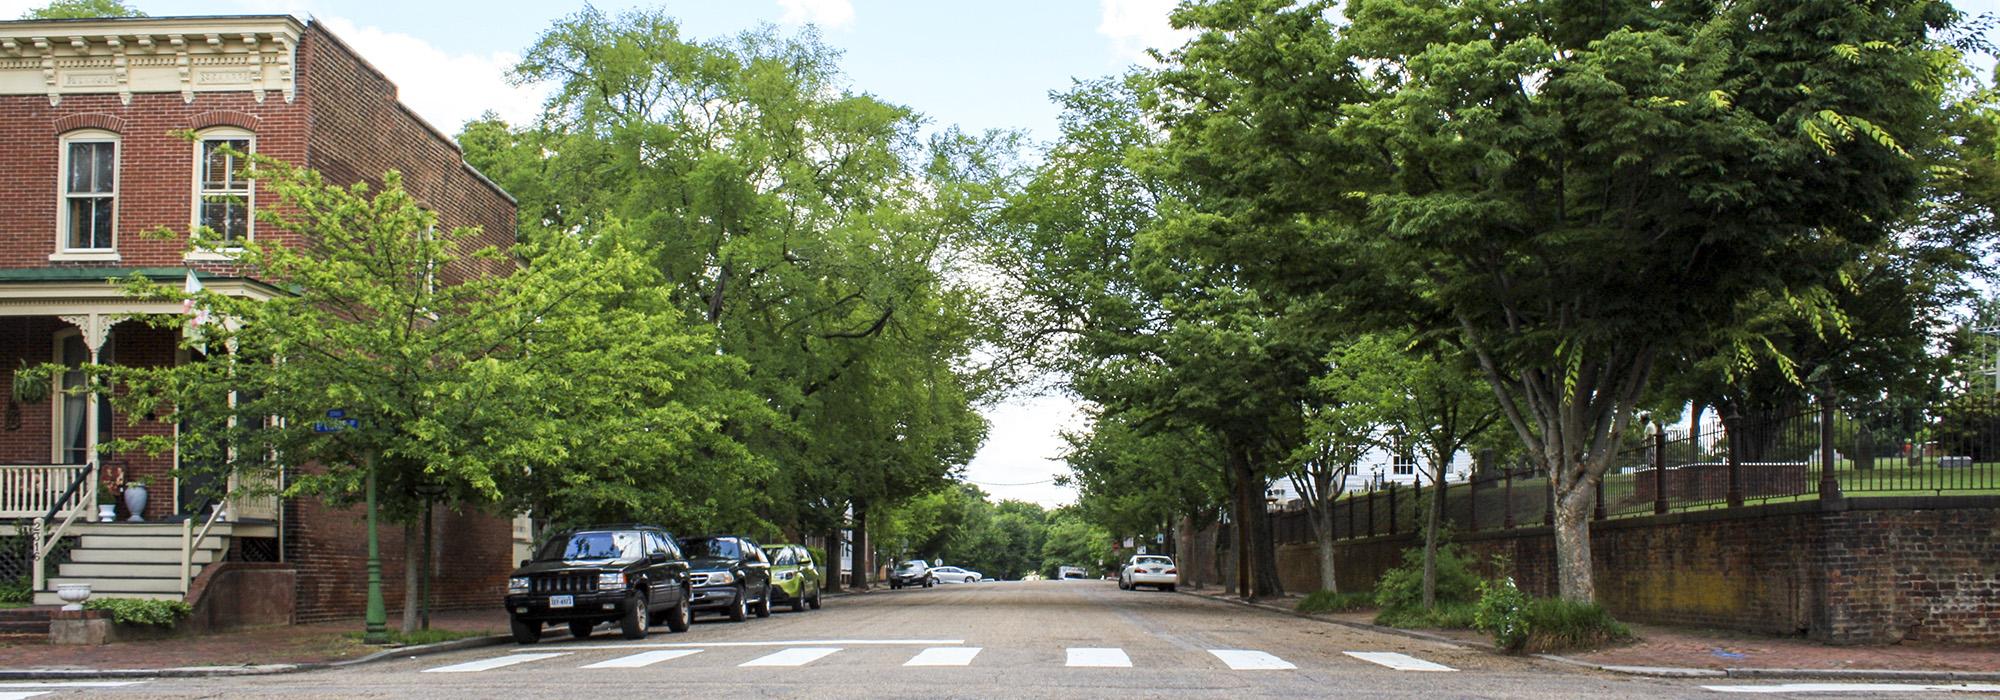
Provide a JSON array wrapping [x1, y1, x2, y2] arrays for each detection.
[[195, 131, 254, 246], [59, 131, 118, 254]]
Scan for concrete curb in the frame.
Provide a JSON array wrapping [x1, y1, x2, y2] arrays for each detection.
[[0, 629, 570, 680]]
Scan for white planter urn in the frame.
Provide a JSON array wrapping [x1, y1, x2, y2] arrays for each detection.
[[97, 504, 116, 521], [123, 484, 147, 522], [56, 583, 91, 611]]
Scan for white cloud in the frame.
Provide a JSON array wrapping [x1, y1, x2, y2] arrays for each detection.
[[777, 0, 855, 30], [963, 392, 1086, 508], [318, 16, 546, 136], [1098, 0, 1192, 65]]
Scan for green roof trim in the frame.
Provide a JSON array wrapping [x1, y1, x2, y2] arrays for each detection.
[[0, 267, 219, 283]]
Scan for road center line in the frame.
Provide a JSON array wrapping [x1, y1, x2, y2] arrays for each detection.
[[1703, 683, 2000, 694], [905, 647, 983, 667], [580, 649, 704, 668], [562, 638, 963, 650], [739, 647, 842, 667], [422, 652, 569, 673], [1343, 651, 1456, 672], [1066, 647, 1132, 668], [1209, 649, 1296, 670]]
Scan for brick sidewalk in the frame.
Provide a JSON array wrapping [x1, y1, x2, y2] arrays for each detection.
[[0, 610, 507, 670]]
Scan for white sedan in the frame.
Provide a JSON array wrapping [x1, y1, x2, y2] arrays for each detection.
[[1118, 555, 1178, 592], [929, 566, 983, 584]]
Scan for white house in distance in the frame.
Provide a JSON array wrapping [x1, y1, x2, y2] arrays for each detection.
[[1267, 444, 1476, 507]]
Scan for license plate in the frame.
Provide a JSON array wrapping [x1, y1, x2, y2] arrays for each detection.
[[549, 595, 574, 609]]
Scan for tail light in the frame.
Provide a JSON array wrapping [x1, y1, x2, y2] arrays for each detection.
[[1165, 568, 1178, 575]]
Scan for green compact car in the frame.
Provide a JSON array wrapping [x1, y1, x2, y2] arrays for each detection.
[[760, 543, 825, 612]]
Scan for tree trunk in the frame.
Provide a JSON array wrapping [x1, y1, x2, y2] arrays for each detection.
[[1311, 501, 1337, 593], [1421, 459, 1444, 609], [1249, 496, 1283, 598], [851, 499, 870, 589], [1552, 475, 1598, 602], [400, 521, 419, 636], [822, 527, 844, 593]]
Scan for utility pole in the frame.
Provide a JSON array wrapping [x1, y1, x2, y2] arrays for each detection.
[[363, 448, 388, 644]]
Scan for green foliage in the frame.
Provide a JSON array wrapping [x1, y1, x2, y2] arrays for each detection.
[[21, 0, 143, 19], [1473, 577, 1530, 650], [1372, 544, 1480, 614], [343, 628, 488, 646], [84, 598, 191, 627], [1296, 590, 1373, 614], [1502, 598, 1633, 654], [1937, 392, 1999, 461], [1374, 601, 1478, 630], [0, 577, 30, 605], [1039, 510, 1114, 577]]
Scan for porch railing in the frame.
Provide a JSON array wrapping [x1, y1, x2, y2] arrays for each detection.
[[1, 463, 92, 520], [28, 461, 95, 592]]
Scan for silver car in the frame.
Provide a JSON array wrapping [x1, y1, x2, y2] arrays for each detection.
[[1118, 555, 1178, 591], [929, 566, 983, 584]]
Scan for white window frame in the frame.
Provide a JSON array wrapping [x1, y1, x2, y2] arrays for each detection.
[[186, 128, 256, 261], [51, 129, 121, 262]]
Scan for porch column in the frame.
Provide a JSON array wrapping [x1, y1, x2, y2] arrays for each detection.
[[56, 313, 122, 522]]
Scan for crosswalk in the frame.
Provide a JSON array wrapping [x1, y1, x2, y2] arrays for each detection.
[[419, 643, 1459, 674], [0, 682, 148, 700]]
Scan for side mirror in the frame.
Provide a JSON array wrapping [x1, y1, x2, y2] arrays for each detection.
[[649, 552, 667, 564]]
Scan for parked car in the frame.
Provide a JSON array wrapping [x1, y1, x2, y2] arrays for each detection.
[[929, 566, 983, 584], [1118, 554, 1178, 592], [889, 559, 935, 589], [505, 524, 692, 644], [1057, 566, 1089, 580], [681, 534, 774, 621], [760, 543, 825, 612]]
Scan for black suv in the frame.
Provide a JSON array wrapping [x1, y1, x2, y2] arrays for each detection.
[[680, 534, 774, 622], [506, 525, 692, 643]]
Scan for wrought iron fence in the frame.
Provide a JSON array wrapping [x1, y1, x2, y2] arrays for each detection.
[[1272, 393, 2000, 545]]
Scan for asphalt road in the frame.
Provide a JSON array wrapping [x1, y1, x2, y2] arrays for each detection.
[[10, 581, 1995, 699]]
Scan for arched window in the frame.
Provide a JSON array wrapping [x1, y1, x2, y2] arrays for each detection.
[[57, 129, 119, 256], [193, 128, 255, 248]]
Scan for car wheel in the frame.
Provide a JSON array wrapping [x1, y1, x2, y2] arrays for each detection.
[[728, 585, 749, 622], [509, 616, 541, 644], [754, 584, 773, 618], [1165, 584, 1176, 592], [569, 619, 595, 640], [890, 580, 901, 590], [667, 586, 692, 633], [1118, 577, 1129, 590], [620, 594, 650, 639], [924, 576, 934, 588], [966, 576, 977, 584], [791, 585, 808, 613], [808, 583, 823, 610]]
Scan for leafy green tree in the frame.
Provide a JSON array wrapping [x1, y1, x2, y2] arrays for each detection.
[[21, 0, 143, 19], [1039, 510, 1114, 577], [1148, 0, 1959, 602]]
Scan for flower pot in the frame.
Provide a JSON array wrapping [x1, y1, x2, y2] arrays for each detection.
[[97, 504, 116, 521], [56, 583, 91, 611], [123, 484, 147, 522]]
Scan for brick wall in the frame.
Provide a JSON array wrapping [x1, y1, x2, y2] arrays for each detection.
[[285, 491, 516, 623], [1229, 498, 2000, 644]]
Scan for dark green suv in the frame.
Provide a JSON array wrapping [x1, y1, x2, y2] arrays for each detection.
[[681, 534, 774, 621], [506, 525, 692, 643]]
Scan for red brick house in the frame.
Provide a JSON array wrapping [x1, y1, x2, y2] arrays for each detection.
[[0, 15, 521, 623]]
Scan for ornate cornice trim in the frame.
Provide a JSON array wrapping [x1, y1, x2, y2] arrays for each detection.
[[0, 17, 302, 106]]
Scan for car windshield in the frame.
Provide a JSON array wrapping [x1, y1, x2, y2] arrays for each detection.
[[682, 537, 741, 560], [1136, 556, 1173, 566], [898, 560, 925, 571], [536, 531, 641, 562]]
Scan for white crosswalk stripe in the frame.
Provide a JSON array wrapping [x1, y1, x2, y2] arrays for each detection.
[[0, 681, 148, 700], [580, 649, 705, 669], [1065, 647, 1132, 668], [1703, 683, 2000, 694], [423, 652, 570, 673], [0, 692, 52, 700], [1343, 651, 1456, 672], [1208, 649, 1295, 670], [904, 647, 982, 666], [740, 647, 842, 667]]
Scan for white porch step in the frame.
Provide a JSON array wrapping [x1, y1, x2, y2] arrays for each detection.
[[58, 563, 202, 578], [34, 590, 183, 605], [69, 548, 219, 564], [79, 534, 226, 551], [48, 576, 185, 593]]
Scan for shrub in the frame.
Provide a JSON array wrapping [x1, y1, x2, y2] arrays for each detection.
[[1296, 590, 1373, 614], [0, 577, 31, 605], [1473, 577, 1529, 650], [84, 597, 192, 627], [1371, 542, 1481, 626]]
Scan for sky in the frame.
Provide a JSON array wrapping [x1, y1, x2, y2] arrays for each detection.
[[7, 0, 1995, 507]]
